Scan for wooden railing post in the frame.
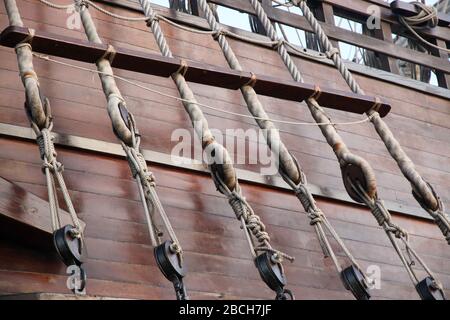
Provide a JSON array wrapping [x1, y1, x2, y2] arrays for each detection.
[[319, 2, 339, 49], [374, 21, 400, 74], [434, 39, 450, 89]]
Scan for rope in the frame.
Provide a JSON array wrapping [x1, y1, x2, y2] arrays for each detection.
[[31, 53, 374, 127], [285, 0, 450, 245], [37, 0, 327, 60], [192, 0, 374, 287], [4, 0, 83, 236], [139, 0, 293, 272], [351, 180, 443, 290], [396, 2, 450, 53], [250, 0, 446, 295], [75, 1, 184, 259]]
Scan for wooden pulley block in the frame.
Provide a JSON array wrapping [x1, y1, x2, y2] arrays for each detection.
[[341, 265, 371, 300], [254, 252, 287, 295], [416, 277, 446, 300], [53, 224, 84, 266], [154, 240, 186, 283], [341, 163, 368, 203]]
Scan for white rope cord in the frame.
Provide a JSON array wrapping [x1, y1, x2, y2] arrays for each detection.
[[36, 0, 327, 60], [32, 53, 374, 127]]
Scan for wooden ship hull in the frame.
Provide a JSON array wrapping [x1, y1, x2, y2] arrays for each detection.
[[0, 0, 449, 300]]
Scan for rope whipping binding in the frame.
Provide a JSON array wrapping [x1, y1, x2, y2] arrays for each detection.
[[3, 0, 87, 293], [139, 0, 295, 300], [73, 0, 187, 300], [266, 0, 446, 299], [196, 0, 374, 300], [282, 0, 450, 247]]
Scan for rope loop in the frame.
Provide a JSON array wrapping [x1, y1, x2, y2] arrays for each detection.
[[308, 84, 322, 101], [244, 72, 257, 88], [98, 44, 117, 65], [173, 59, 189, 77], [15, 28, 35, 50]]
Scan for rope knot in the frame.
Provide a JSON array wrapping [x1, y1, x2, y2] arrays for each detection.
[[228, 192, 248, 220], [212, 28, 226, 40], [308, 209, 324, 226], [372, 199, 391, 226], [146, 13, 159, 26], [36, 128, 57, 163], [272, 39, 285, 49], [325, 47, 340, 59]]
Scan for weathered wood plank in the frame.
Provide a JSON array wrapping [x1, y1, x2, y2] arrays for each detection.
[[0, 176, 85, 250]]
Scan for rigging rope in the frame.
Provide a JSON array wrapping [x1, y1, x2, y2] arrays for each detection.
[[31, 52, 375, 127], [138, 0, 294, 299], [250, 0, 445, 297], [194, 0, 377, 298], [279, 0, 450, 246], [396, 1, 450, 54], [73, 0, 187, 298], [3, 0, 84, 248], [37, 0, 328, 60]]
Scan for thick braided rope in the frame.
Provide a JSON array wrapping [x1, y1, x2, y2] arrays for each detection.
[[76, 1, 182, 252], [289, 0, 449, 243], [140, 0, 292, 263]]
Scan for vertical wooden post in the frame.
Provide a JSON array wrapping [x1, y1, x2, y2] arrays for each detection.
[[373, 21, 400, 73], [434, 39, 450, 89], [189, 0, 200, 16], [319, 2, 340, 49]]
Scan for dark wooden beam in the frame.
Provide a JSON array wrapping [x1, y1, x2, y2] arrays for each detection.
[[0, 26, 391, 117], [0, 176, 85, 250]]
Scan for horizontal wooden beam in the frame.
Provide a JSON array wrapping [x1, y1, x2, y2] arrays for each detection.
[[95, 0, 450, 100], [0, 176, 85, 250], [259, 3, 450, 74], [0, 123, 432, 221], [321, 0, 450, 41], [0, 25, 391, 117], [390, 0, 450, 27]]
